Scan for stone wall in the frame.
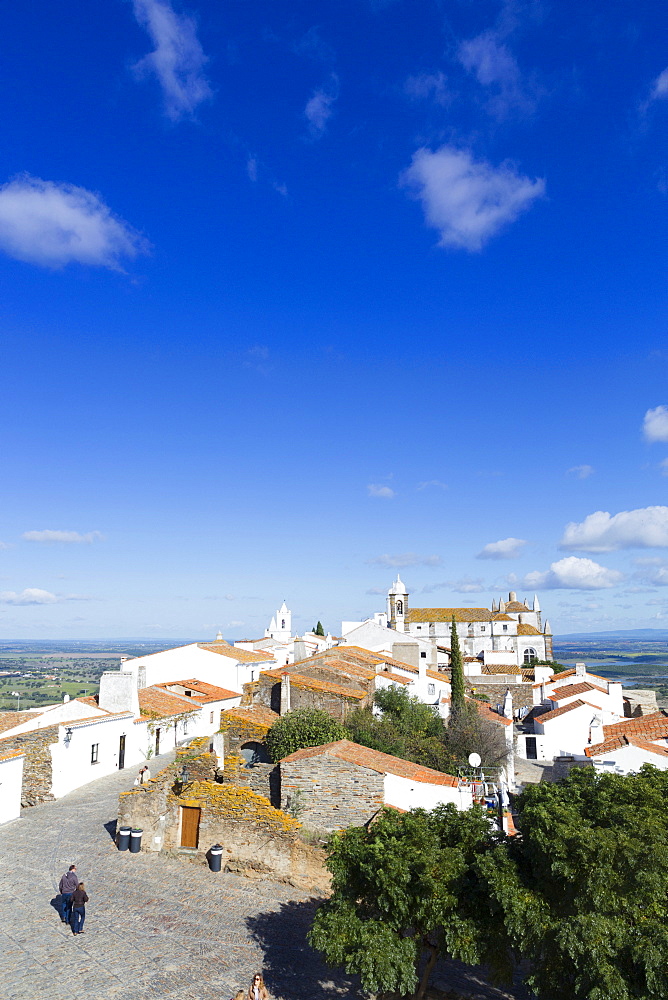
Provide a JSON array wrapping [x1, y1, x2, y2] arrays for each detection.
[[118, 742, 327, 889], [280, 754, 384, 831], [286, 682, 365, 722], [0, 725, 58, 806], [466, 681, 534, 711]]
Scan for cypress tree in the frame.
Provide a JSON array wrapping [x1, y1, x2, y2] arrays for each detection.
[[449, 615, 466, 716], [315, 620, 325, 636]]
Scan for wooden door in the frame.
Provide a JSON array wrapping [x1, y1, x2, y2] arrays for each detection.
[[118, 734, 126, 770], [154, 728, 160, 755], [180, 806, 201, 848]]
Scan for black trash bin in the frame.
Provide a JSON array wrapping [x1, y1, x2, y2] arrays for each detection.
[[117, 826, 131, 851], [209, 844, 224, 872], [129, 828, 143, 853]]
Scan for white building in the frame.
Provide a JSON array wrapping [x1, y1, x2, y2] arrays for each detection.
[[584, 710, 668, 775], [121, 638, 275, 689], [235, 601, 338, 665], [264, 601, 293, 642], [0, 749, 24, 825]]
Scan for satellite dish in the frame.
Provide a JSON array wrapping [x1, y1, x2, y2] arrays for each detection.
[[468, 752, 481, 767]]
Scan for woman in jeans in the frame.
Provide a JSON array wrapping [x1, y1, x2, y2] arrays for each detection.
[[70, 882, 89, 935]]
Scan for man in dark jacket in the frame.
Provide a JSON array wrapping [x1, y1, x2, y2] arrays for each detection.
[[58, 865, 78, 924]]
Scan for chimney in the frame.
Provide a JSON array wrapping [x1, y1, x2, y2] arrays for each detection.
[[499, 600, 506, 613], [63, 693, 70, 703], [98, 671, 140, 716], [509, 591, 517, 602], [575, 662, 586, 679], [280, 673, 291, 714]]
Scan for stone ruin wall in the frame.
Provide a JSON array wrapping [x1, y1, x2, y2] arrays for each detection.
[[280, 754, 384, 831], [0, 725, 58, 806]]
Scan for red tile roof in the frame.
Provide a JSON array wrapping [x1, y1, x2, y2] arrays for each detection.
[[551, 681, 608, 700], [376, 670, 411, 685], [472, 701, 513, 726], [517, 623, 542, 635], [0, 711, 38, 734], [198, 642, 273, 662], [585, 734, 668, 759], [156, 678, 241, 703], [138, 688, 199, 719], [600, 710, 668, 739], [221, 705, 279, 729], [280, 739, 458, 786], [535, 699, 591, 724]]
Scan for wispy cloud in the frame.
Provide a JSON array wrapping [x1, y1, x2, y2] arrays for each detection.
[[643, 405, 668, 442], [368, 553, 442, 568], [422, 577, 485, 594], [404, 71, 450, 106], [477, 537, 527, 560], [417, 479, 448, 491], [560, 506, 668, 552], [644, 68, 668, 108], [305, 74, 339, 137], [0, 175, 147, 270], [367, 484, 396, 499], [0, 588, 91, 605], [132, 0, 211, 121], [246, 155, 259, 182], [23, 530, 103, 544], [458, 29, 534, 118], [401, 146, 544, 252], [567, 464, 594, 479], [523, 557, 623, 590], [634, 557, 668, 587]]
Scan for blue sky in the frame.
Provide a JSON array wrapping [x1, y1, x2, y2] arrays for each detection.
[[1, 0, 668, 639]]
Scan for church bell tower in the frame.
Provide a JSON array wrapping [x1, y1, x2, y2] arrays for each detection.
[[387, 575, 408, 632]]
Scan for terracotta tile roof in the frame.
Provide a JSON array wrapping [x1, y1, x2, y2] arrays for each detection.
[[517, 623, 542, 635], [222, 705, 279, 729], [551, 681, 608, 700], [492, 614, 515, 622], [76, 695, 105, 710], [288, 674, 366, 699], [0, 748, 25, 762], [156, 678, 241, 703], [406, 608, 493, 623], [0, 711, 37, 734], [535, 699, 591, 724], [280, 739, 458, 786], [482, 664, 521, 675], [505, 602, 530, 612], [376, 670, 411, 685], [541, 669, 576, 684], [585, 734, 668, 759], [471, 700, 513, 726], [198, 642, 274, 662], [327, 646, 419, 674], [600, 710, 668, 739], [307, 658, 376, 681], [426, 669, 449, 682], [138, 688, 199, 719], [520, 668, 536, 681], [259, 667, 290, 680]]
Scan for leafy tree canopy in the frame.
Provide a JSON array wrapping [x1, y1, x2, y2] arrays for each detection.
[[265, 707, 346, 763], [308, 805, 506, 999], [481, 765, 668, 1000]]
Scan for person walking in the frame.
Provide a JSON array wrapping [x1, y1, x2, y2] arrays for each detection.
[[70, 881, 89, 935], [58, 865, 78, 924], [248, 973, 269, 1000]]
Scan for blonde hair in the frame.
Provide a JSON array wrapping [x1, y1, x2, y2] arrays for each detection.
[[78, 882, 85, 890], [249, 974, 266, 999], [235, 991, 245, 1000]]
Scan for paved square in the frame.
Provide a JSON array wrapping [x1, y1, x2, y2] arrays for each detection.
[[0, 752, 531, 1000]]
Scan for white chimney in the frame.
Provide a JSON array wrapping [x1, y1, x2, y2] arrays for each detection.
[[63, 693, 70, 703], [575, 662, 586, 679]]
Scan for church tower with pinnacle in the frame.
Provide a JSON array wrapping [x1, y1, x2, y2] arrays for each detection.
[[387, 575, 408, 632], [264, 600, 293, 641]]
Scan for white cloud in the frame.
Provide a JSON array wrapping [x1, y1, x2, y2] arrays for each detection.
[[22, 530, 103, 544], [560, 506, 668, 553], [368, 553, 442, 568], [649, 68, 668, 102], [401, 146, 544, 252], [459, 31, 519, 87], [404, 71, 450, 105], [477, 537, 527, 560], [661, 459, 668, 476], [422, 577, 486, 594], [417, 479, 448, 491], [305, 75, 339, 137], [523, 557, 623, 591], [0, 541, 9, 550], [246, 155, 258, 182], [367, 484, 396, 499], [132, 0, 212, 121], [643, 405, 668, 442], [567, 464, 594, 479], [0, 176, 147, 270], [0, 589, 88, 605], [633, 558, 668, 587], [366, 587, 387, 595]]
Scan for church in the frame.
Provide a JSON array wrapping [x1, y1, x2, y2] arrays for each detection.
[[381, 576, 553, 670]]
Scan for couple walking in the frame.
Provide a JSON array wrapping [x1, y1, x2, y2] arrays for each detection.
[[58, 864, 89, 935]]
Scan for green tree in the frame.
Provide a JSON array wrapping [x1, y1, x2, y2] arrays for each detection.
[[265, 707, 346, 762], [481, 766, 668, 1000], [313, 621, 325, 636], [449, 616, 466, 717], [309, 805, 507, 999]]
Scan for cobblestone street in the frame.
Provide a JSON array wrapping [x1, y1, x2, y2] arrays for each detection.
[[0, 754, 531, 1000]]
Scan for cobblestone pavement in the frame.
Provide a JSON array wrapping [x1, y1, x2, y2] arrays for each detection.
[[0, 753, 532, 1000]]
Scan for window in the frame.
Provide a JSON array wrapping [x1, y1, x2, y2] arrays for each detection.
[[480, 626, 486, 632], [281, 619, 285, 628], [420, 651, 427, 658], [185, 690, 192, 697], [209, 711, 214, 724], [91, 743, 99, 764], [502, 624, 508, 631], [524, 648, 537, 665], [427, 683, 435, 696], [396, 600, 403, 614]]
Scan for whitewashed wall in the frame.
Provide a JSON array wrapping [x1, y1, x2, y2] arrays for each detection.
[[589, 745, 668, 775], [0, 752, 24, 824], [383, 772, 472, 812], [123, 643, 272, 691]]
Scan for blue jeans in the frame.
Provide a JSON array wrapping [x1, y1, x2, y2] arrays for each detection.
[[59, 893, 73, 922], [70, 906, 85, 934]]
